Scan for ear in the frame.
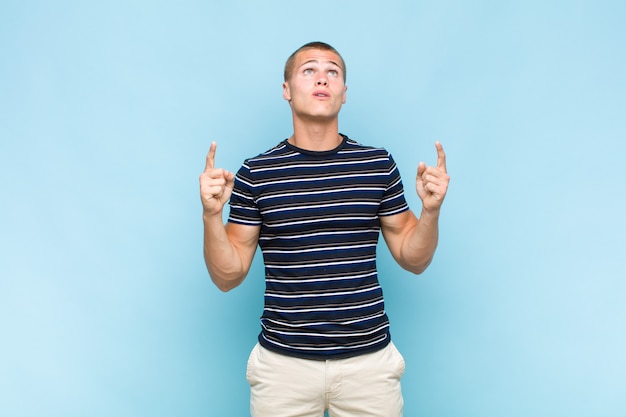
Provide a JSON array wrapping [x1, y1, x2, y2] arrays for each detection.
[[282, 81, 291, 101], [342, 85, 347, 104]]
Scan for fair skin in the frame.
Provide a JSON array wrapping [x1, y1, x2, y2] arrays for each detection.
[[282, 49, 347, 151], [200, 48, 450, 292]]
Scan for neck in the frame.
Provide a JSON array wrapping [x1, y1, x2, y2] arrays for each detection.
[[288, 118, 341, 151]]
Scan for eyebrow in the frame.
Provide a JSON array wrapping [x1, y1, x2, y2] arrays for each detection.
[[299, 59, 342, 69]]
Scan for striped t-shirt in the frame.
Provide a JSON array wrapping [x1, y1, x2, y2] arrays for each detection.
[[228, 134, 409, 359]]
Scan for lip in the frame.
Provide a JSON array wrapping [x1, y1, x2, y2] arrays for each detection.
[[312, 90, 330, 98]]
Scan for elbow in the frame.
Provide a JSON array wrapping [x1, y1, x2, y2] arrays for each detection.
[[215, 281, 239, 292], [397, 243, 437, 275], [212, 277, 242, 292], [204, 255, 248, 292], [209, 270, 246, 292], [407, 264, 428, 275], [401, 257, 433, 276], [410, 266, 427, 275]]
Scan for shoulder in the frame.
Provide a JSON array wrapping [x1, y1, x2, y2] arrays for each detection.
[[339, 135, 401, 175], [243, 140, 294, 168], [340, 135, 393, 159]]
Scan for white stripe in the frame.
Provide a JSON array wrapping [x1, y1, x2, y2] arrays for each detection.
[[263, 299, 383, 314], [378, 206, 408, 216], [228, 217, 261, 226], [262, 201, 379, 215], [263, 312, 386, 328], [260, 229, 378, 241], [264, 216, 377, 229], [260, 333, 388, 351], [265, 271, 377, 284], [250, 171, 388, 188], [266, 257, 375, 270], [253, 157, 389, 173], [262, 323, 389, 338], [265, 285, 380, 299], [263, 243, 376, 254], [257, 186, 386, 203]]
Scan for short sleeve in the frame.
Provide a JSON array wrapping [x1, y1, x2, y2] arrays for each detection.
[[378, 152, 409, 217], [228, 161, 262, 226]]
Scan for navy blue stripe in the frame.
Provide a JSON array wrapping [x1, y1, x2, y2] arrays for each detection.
[[228, 135, 408, 359]]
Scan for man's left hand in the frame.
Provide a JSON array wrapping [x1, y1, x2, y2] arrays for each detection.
[[416, 141, 450, 212]]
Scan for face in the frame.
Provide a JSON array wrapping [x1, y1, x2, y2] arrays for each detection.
[[282, 49, 347, 121]]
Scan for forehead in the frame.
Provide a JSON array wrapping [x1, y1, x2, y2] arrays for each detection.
[[293, 48, 343, 68]]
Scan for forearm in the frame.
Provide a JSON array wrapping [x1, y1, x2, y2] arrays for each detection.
[[399, 208, 440, 274], [203, 213, 247, 291]]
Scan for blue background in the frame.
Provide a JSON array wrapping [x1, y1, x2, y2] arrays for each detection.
[[1, 1, 625, 416]]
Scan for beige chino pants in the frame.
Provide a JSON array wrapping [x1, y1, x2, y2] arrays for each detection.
[[246, 342, 405, 417]]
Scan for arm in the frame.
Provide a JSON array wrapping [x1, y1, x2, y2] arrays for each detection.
[[200, 142, 260, 291], [381, 142, 450, 275]]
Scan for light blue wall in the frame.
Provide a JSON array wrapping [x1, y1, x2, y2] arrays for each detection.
[[1, 1, 625, 416]]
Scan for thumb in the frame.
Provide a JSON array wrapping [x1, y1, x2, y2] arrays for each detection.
[[222, 171, 236, 201], [416, 161, 426, 179], [225, 170, 235, 186]]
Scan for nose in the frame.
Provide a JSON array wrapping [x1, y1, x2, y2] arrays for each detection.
[[316, 77, 328, 86]]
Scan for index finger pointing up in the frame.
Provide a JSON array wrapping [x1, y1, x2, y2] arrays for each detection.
[[205, 141, 217, 172], [435, 141, 447, 173]]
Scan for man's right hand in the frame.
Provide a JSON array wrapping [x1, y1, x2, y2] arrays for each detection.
[[199, 141, 235, 216]]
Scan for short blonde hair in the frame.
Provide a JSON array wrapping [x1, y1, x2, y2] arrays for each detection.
[[284, 41, 346, 82]]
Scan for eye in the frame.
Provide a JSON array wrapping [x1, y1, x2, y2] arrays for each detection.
[[328, 69, 338, 77], [303, 68, 314, 75]]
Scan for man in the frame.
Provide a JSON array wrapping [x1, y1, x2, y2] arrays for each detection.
[[200, 41, 449, 417]]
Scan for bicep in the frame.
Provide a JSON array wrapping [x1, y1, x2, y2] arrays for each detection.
[[225, 222, 260, 273], [380, 210, 418, 262]]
